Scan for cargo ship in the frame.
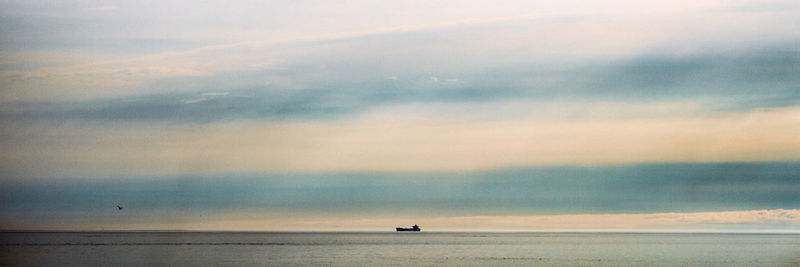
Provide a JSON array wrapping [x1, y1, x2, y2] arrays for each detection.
[[396, 224, 421, 232]]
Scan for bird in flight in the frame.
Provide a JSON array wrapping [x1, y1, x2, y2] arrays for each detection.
[[117, 205, 123, 210]]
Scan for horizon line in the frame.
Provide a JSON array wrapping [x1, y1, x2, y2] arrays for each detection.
[[5, 229, 800, 234]]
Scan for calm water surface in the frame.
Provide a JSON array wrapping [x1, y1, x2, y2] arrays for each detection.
[[1, 232, 799, 266]]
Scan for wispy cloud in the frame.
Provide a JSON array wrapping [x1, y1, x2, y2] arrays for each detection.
[[182, 98, 208, 104], [82, 6, 118, 12], [200, 92, 229, 97]]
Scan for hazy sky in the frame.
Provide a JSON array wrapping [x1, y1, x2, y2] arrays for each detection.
[[1, 0, 799, 231]]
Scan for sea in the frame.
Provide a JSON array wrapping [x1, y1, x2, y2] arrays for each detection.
[[1, 232, 799, 266]]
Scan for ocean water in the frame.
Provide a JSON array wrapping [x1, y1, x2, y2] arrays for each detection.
[[1, 232, 799, 266]]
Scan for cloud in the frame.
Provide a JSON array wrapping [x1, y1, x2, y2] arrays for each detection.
[[3, 0, 798, 102], [180, 92, 228, 104], [713, 0, 800, 13], [182, 98, 208, 104], [1, 105, 798, 177], [83, 6, 118, 12], [200, 92, 229, 97], [3, 163, 800, 231], [4, 43, 800, 122], [3, 0, 800, 234]]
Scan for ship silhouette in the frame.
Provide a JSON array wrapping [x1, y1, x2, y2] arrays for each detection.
[[396, 224, 421, 232]]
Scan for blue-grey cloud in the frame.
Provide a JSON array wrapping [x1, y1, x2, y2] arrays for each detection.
[[3, 44, 798, 124], [0, 13, 219, 55], [714, 0, 800, 13], [3, 162, 798, 222]]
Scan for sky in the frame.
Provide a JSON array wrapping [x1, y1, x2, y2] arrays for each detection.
[[1, 0, 799, 231]]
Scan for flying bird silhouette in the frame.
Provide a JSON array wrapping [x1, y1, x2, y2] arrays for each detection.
[[117, 205, 123, 210]]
